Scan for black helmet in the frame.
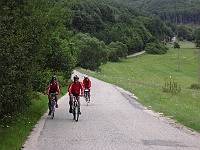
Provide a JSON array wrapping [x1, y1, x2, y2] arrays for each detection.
[[73, 75, 79, 80], [52, 75, 56, 80]]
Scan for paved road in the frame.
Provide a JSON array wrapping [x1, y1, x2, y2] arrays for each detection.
[[127, 51, 145, 57], [22, 71, 200, 150]]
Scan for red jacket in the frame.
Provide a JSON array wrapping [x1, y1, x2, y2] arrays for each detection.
[[68, 81, 84, 95], [83, 78, 91, 88], [46, 81, 60, 94]]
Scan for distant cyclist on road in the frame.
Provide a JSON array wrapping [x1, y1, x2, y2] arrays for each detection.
[[68, 75, 84, 114], [46, 75, 60, 115], [83, 76, 91, 101]]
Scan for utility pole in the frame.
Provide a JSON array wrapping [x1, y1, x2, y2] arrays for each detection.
[[178, 47, 180, 72], [198, 48, 200, 86]]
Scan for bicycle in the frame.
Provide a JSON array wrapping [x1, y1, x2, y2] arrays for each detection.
[[84, 88, 90, 106], [49, 93, 57, 119], [72, 95, 80, 122]]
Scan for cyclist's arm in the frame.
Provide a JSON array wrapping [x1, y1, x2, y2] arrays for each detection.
[[88, 79, 91, 88], [68, 82, 74, 95], [80, 82, 84, 95], [56, 82, 60, 94], [46, 82, 50, 94], [82, 80, 86, 89]]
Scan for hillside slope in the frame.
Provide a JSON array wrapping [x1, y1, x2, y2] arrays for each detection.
[[124, 0, 200, 25]]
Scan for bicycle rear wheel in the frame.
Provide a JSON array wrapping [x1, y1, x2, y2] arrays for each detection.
[[85, 92, 89, 106], [73, 107, 75, 120], [86, 97, 89, 106]]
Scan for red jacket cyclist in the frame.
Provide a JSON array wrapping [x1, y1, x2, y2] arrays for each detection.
[[83, 76, 91, 101], [46, 75, 60, 115], [68, 75, 84, 114]]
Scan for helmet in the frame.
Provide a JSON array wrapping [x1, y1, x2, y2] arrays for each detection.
[[52, 75, 56, 80], [73, 75, 79, 80]]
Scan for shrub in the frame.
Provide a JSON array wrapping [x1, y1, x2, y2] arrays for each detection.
[[190, 83, 200, 90], [145, 42, 168, 54], [174, 41, 180, 48]]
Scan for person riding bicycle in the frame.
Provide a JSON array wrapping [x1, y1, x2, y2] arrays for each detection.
[[68, 75, 84, 114], [46, 75, 60, 115], [83, 76, 91, 101]]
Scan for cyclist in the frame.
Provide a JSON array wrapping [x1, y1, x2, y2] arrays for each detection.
[[68, 75, 84, 114], [83, 76, 91, 101], [46, 75, 60, 115]]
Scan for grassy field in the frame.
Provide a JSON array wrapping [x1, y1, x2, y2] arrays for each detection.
[[78, 41, 200, 132], [0, 87, 68, 150]]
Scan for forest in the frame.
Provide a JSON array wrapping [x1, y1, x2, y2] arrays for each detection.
[[125, 0, 200, 25], [0, 0, 200, 125]]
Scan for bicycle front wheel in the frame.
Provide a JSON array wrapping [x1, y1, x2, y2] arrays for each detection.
[[51, 105, 55, 119], [51, 111, 54, 119], [73, 106, 79, 122]]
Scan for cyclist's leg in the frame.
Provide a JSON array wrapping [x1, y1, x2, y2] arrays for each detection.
[[77, 96, 81, 114], [48, 95, 52, 115], [88, 89, 91, 101], [77, 96, 80, 108], [55, 94, 58, 108], [84, 90, 86, 97], [69, 94, 73, 113]]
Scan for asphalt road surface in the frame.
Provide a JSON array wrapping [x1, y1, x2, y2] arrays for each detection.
[[22, 71, 200, 150]]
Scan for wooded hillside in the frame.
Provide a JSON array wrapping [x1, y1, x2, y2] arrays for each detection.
[[125, 0, 200, 25]]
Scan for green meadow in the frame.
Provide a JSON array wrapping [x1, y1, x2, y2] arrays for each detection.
[[78, 41, 200, 132]]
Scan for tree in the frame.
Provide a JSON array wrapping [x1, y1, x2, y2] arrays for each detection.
[[195, 28, 200, 48], [145, 42, 168, 54], [75, 33, 108, 70], [175, 25, 195, 41], [108, 41, 128, 62], [45, 26, 78, 79], [126, 30, 144, 54], [0, 0, 74, 124], [0, 0, 53, 119]]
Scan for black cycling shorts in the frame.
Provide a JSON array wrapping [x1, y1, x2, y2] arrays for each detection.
[[72, 93, 80, 97]]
